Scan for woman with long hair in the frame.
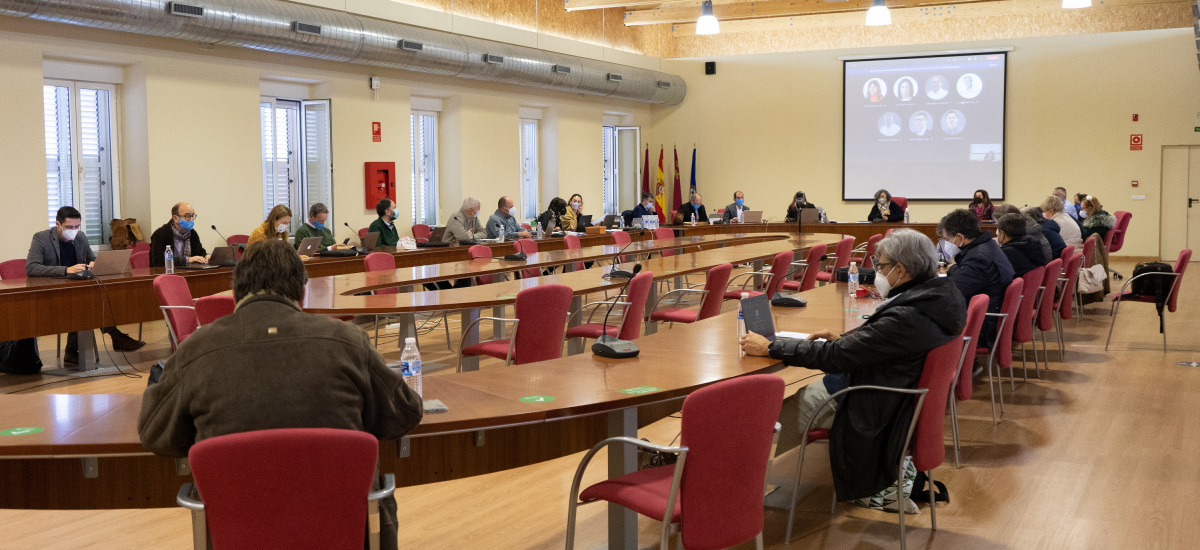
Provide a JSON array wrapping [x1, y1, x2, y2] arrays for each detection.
[[248, 204, 293, 245], [968, 189, 994, 221]]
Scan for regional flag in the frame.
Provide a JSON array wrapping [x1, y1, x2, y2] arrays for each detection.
[[655, 147, 666, 224], [671, 146, 683, 213]]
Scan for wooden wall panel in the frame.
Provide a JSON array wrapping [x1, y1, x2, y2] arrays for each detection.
[[540, 0, 606, 43], [453, 0, 540, 30]]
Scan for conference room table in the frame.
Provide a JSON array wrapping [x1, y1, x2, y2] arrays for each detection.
[[0, 230, 879, 548], [671, 220, 943, 243]]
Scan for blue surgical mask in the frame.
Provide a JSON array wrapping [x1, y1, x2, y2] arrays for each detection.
[[735, 198, 744, 206], [178, 219, 195, 231], [313, 221, 324, 230]]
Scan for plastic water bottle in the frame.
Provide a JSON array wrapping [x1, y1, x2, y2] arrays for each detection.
[[690, 212, 697, 226], [163, 247, 174, 274], [818, 208, 827, 223], [848, 262, 859, 297], [904, 208, 910, 224], [535, 220, 544, 239], [400, 337, 423, 397], [496, 223, 505, 242], [737, 292, 749, 338]]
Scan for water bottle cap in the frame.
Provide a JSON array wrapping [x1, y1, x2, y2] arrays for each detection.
[[741, 292, 750, 298], [404, 337, 416, 345]]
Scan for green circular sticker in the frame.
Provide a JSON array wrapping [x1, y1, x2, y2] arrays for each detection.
[[519, 395, 556, 403], [1, 427, 44, 436]]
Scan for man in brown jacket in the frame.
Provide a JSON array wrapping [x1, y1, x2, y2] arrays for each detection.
[[138, 238, 423, 549]]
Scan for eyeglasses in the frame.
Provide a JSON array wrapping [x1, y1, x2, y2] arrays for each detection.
[[177, 213, 199, 221], [871, 255, 894, 271]]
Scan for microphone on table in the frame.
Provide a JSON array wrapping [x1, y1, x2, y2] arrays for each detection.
[[344, 222, 365, 247], [593, 263, 642, 359], [211, 224, 231, 247], [605, 233, 642, 279]]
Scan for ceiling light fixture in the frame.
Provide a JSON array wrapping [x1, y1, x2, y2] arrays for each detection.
[[1061, 0, 1091, 8], [696, 0, 720, 35], [865, 0, 892, 26]]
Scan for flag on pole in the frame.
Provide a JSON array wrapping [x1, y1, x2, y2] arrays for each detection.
[[655, 146, 666, 224], [641, 143, 650, 198], [689, 146, 697, 197], [671, 145, 683, 213]]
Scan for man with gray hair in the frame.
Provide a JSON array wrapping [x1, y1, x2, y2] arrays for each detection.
[[741, 229, 965, 501], [444, 197, 487, 245], [292, 202, 349, 251], [487, 196, 531, 240]]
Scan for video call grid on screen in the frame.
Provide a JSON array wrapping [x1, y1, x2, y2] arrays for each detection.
[[842, 52, 1006, 201]]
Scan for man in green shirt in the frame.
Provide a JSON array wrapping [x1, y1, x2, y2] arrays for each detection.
[[367, 199, 400, 247], [293, 203, 351, 251]]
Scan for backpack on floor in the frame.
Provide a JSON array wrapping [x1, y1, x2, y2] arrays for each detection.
[[0, 338, 43, 375], [1129, 261, 1174, 333]]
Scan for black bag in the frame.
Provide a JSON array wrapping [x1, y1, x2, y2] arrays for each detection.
[[0, 338, 43, 375], [1129, 261, 1174, 333], [836, 266, 875, 285]]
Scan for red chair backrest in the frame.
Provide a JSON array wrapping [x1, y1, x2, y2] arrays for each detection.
[[698, 263, 733, 320], [885, 228, 895, 237], [1014, 266, 1045, 344], [364, 252, 398, 295], [468, 245, 494, 285], [412, 224, 432, 243], [189, 428, 377, 550], [357, 228, 368, 240], [513, 240, 541, 279], [1036, 259, 1063, 332], [0, 259, 27, 280], [1167, 248, 1192, 313], [862, 233, 883, 268], [891, 196, 908, 211], [652, 228, 675, 257], [912, 334, 967, 473], [129, 251, 150, 269], [830, 237, 855, 272], [132, 241, 151, 254], [765, 251, 795, 297], [153, 274, 198, 344], [1108, 211, 1131, 253], [618, 271, 654, 341], [563, 234, 585, 271], [227, 234, 249, 245], [1058, 253, 1084, 320], [799, 243, 828, 292], [610, 230, 631, 246], [195, 295, 236, 326], [989, 278, 1024, 368], [956, 295, 989, 402], [678, 375, 784, 550], [1058, 244, 1074, 265], [513, 284, 573, 364], [1082, 235, 1097, 267]]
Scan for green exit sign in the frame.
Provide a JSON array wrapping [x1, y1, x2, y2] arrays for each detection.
[[1195, 126, 1200, 132]]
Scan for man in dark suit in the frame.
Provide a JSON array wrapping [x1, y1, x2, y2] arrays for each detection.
[[939, 208, 1014, 349], [676, 193, 708, 224], [722, 190, 748, 223], [149, 202, 208, 267]]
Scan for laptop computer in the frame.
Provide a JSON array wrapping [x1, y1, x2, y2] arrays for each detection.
[[798, 208, 820, 224], [91, 249, 133, 276], [741, 210, 764, 223], [577, 214, 593, 227], [208, 246, 237, 267], [428, 227, 447, 243], [601, 214, 621, 229], [740, 293, 776, 342], [359, 231, 380, 252], [296, 236, 323, 256]]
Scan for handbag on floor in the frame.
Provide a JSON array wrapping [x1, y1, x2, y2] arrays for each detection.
[[1077, 264, 1108, 294], [0, 338, 43, 375]]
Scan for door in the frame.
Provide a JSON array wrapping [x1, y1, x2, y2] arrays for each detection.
[[1160, 145, 1200, 261]]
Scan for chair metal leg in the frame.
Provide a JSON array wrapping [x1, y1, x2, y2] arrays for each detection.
[[949, 397, 961, 469], [986, 355, 998, 425], [1056, 315, 1066, 362], [443, 312, 452, 351], [897, 464, 907, 550], [994, 355, 1005, 415], [1162, 316, 1168, 352], [755, 531, 764, 550], [1032, 338, 1041, 378], [1105, 298, 1122, 351], [928, 470, 937, 531]]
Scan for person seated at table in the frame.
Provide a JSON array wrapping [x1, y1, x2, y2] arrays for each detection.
[[247, 204, 292, 246], [560, 194, 588, 232], [939, 208, 1013, 350], [1052, 186, 1072, 218], [149, 202, 207, 268], [293, 203, 351, 251], [137, 238, 423, 550], [676, 193, 709, 224], [993, 204, 1052, 263], [631, 192, 656, 221], [868, 189, 904, 222], [444, 197, 488, 245], [486, 196, 532, 240], [784, 191, 816, 222], [996, 213, 1047, 277], [740, 229, 965, 500], [1040, 195, 1083, 248], [722, 190, 749, 223], [968, 189, 995, 221], [1079, 195, 1115, 241], [1021, 206, 1065, 261], [368, 199, 401, 247], [26, 206, 146, 362], [538, 197, 567, 233]]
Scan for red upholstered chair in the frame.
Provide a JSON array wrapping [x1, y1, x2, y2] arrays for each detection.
[[949, 294, 989, 468], [610, 230, 632, 247], [1035, 259, 1064, 365], [363, 253, 397, 294], [1105, 211, 1132, 279], [723, 250, 792, 300], [1081, 235, 1098, 267], [227, 234, 249, 259], [780, 243, 826, 292], [563, 234, 585, 271], [357, 227, 368, 240], [1058, 244, 1075, 265], [1053, 253, 1084, 359], [782, 334, 965, 545], [564, 270, 653, 345], [1106, 248, 1191, 352], [176, 428, 394, 550], [412, 224, 432, 243], [195, 295, 236, 326], [885, 228, 896, 237], [1013, 266, 1046, 382], [566, 375, 784, 550], [154, 274, 198, 351], [0, 259, 27, 280], [512, 239, 541, 279], [458, 284, 573, 371], [975, 278, 1023, 425], [815, 237, 854, 284], [132, 241, 151, 254], [129, 250, 150, 269], [649, 263, 732, 327], [468, 244, 497, 285], [652, 227, 676, 257], [852, 233, 884, 268], [891, 196, 908, 211]]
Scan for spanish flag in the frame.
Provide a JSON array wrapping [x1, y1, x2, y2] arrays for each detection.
[[654, 146, 666, 224]]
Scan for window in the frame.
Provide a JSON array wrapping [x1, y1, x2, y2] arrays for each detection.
[[43, 80, 118, 246], [411, 111, 439, 225], [601, 126, 639, 216], [519, 119, 539, 220], [260, 98, 333, 230]]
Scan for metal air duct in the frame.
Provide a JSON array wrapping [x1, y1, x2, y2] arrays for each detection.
[[0, 0, 686, 104]]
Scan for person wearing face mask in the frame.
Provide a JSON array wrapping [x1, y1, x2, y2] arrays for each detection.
[[1066, 192, 1087, 221], [967, 189, 995, 221], [444, 197, 488, 246], [995, 213, 1047, 277], [630, 192, 656, 220], [939, 208, 1014, 350], [784, 191, 817, 222], [368, 199, 401, 247], [1040, 195, 1083, 248], [1020, 206, 1065, 261], [292, 203, 350, 251], [560, 194, 586, 232], [25, 206, 147, 365], [676, 193, 709, 224], [247, 204, 293, 246], [868, 189, 904, 222], [487, 196, 532, 240], [150, 202, 208, 268], [1078, 195, 1116, 241], [740, 229, 965, 501], [722, 191, 749, 223]]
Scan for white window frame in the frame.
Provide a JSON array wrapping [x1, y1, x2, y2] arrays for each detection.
[[260, 97, 334, 232], [411, 110, 440, 226], [519, 118, 539, 221], [43, 79, 121, 247]]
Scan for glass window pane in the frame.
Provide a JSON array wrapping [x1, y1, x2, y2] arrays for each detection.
[[44, 85, 73, 228]]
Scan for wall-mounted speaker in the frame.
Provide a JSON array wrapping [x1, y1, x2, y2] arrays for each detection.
[[705, 61, 716, 75]]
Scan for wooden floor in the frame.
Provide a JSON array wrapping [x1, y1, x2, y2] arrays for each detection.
[[3, 259, 1200, 549]]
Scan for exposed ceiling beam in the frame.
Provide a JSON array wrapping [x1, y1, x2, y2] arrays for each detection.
[[628, 0, 1005, 25], [564, 0, 665, 11]]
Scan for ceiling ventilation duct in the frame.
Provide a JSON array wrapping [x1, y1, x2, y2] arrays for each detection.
[[0, 0, 686, 105]]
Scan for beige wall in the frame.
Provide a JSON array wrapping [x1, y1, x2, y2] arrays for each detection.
[[651, 29, 1200, 258]]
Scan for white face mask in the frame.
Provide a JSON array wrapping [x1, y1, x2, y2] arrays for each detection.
[[878, 197, 888, 206], [275, 223, 288, 233], [875, 265, 897, 297], [61, 228, 79, 242], [942, 237, 961, 258], [571, 201, 581, 210]]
